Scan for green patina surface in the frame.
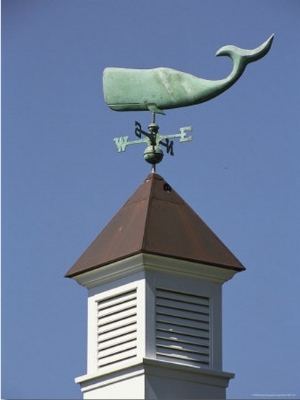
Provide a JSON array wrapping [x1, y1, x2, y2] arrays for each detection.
[[103, 35, 274, 114]]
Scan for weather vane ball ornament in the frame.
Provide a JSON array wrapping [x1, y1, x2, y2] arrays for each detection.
[[103, 35, 274, 170]]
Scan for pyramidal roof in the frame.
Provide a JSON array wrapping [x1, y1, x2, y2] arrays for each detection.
[[65, 173, 245, 278]]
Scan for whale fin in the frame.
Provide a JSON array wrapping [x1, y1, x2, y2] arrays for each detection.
[[146, 103, 166, 115]]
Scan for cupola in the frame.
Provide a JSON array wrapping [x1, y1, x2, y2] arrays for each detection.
[[65, 172, 245, 399]]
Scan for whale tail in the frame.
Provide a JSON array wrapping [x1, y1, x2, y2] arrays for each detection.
[[216, 34, 274, 75]]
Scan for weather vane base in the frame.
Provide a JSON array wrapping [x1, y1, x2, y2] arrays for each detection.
[[113, 113, 193, 171]]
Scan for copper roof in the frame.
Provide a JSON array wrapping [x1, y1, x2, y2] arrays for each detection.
[[65, 173, 245, 278]]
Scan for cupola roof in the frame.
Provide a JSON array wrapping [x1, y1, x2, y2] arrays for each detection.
[[65, 173, 245, 278]]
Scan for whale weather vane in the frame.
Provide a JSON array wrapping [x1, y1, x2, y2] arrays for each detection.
[[103, 34, 274, 171]]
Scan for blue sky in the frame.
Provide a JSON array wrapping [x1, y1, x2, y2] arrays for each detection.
[[2, 1, 300, 399]]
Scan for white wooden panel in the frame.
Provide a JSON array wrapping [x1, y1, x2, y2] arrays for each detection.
[[157, 313, 209, 331], [157, 352, 210, 366], [156, 332, 209, 347], [156, 345, 210, 361], [98, 339, 137, 359], [156, 322, 210, 339], [98, 331, 137, 351], [97, 290, 137, 310], [98, 314, 137, 334], [98, 307, 137, 326], [157, 297, 209, 314], [98, 298, 137, 318], [156, 288, 209, 306], [157, 338, 209, 355], [98, 347, 137, 368], [156, 305, 210, 322], [98, 323, 137, 343]]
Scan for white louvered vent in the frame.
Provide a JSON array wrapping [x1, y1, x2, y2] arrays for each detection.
[[97, 288, 138, 369], [156, 288, 210, 368]]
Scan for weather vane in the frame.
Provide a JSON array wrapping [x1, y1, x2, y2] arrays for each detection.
[[103, 34, 274, 171]]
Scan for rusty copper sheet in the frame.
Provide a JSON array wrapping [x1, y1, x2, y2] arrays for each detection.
[[65, 173, 245, 278]]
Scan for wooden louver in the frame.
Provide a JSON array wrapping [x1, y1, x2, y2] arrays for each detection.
[[97, 289, 138, 369], [156, 288, 210, 368]]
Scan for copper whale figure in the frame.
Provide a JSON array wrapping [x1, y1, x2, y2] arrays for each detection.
[[103, 35, 274, 114]]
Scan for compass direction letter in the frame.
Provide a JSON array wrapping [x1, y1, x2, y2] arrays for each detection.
[[114, 136, 129, 152]]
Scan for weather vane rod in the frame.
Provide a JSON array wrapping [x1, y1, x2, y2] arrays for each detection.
[[103, 34, 274, 171]]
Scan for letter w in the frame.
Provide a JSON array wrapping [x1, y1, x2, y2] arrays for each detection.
[[114, 136, 129, 152]]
